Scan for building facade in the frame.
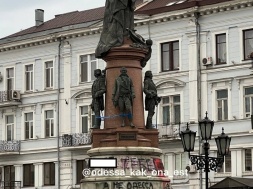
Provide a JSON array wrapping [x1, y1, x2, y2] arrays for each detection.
[[0, 0, 253, 188]]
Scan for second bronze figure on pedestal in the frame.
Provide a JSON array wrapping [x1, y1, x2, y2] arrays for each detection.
[[91, 69, 106, 129], [144, 71, 161, 129]]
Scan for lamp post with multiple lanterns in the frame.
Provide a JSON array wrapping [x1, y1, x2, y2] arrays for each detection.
[[180, 112, 231, 189]]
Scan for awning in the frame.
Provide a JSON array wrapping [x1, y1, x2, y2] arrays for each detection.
[[210, 177, 253, 189]]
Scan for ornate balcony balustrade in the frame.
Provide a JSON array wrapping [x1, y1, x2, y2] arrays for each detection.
[[0, 140, 20, 152], [0, 181, 21, 189], [0, 91, 10, 102], [62, 133, 92, 147], [0, 90, 21, 107], [157, 124, 186, 139]]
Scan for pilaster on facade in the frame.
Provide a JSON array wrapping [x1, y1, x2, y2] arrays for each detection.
[[34, 162, 43, 187], [14, 164, 23, 187], [55, 161, 59, 189], [186, 32, 199, 122], [72, 159, 77, 188], [62, 41, 71, 58], [61, 41, 72, 135], [59, 160, 73, 188], [201, 73, 208, 117]]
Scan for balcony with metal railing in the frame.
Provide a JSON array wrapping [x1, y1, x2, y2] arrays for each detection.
[[0, 181, 21, 189], [0, 140, 20, 154], [62, 133, 92, 147], [0, 90, 21, 107], [157, 123, 186, 140]]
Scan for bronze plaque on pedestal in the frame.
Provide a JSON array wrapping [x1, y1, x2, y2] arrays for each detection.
[[119, 133, 136, 140]]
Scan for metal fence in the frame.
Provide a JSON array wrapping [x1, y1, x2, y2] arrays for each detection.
[[0, 181, 21, 189], [0, 140, 20, 152], [0, 91, 11, 102], [156, 124, 186, 139], [62, 133, 92, 147]]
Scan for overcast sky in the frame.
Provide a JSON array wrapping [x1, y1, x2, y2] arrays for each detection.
[[0, 0, 106, 39]]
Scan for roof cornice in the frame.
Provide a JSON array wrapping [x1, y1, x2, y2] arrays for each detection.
[[0, 0, 252, 53]]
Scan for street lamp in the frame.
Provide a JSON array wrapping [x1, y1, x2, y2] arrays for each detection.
[[180, 112, 231, 189]]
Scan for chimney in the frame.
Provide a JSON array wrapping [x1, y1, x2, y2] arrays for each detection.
[[35, 9, 44, 26]]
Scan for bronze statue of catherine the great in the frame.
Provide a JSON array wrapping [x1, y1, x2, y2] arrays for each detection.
[[95, 0, 136, 58]]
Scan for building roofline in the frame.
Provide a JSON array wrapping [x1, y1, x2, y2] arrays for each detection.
[[0, 0, 252, 53]]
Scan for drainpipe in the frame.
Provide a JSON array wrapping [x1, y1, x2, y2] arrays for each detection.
[[57, 37, 62, 189], [194, 11, 202, 189], [147, 18, 151, 40]]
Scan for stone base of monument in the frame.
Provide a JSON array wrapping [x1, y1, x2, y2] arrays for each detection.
[[80, 147, 170, 189], [92, 127, 159, 148]]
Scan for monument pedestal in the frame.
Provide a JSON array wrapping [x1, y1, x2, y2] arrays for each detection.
[[92, 37, 158, 148], [81, 147, 170, 189], [81, 37, 171, 188]]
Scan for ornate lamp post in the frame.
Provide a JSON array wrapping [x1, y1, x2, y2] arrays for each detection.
[[180, 112, 231, 189]]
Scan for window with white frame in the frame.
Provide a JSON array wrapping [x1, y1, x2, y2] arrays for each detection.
[[80, 106, 94, 133], [25, 64, 33, 91], [162, 95, 180, 125], [161, 41, 179, 71], [243, 29, 253, 60], [216, 33, 227, 64], [245, 149, 252, 171], [45, 61, 53, 88], [175, 153, 187, 171], [80, 54, 97, 82], [6, 67, 14, 91], [217, 153, 231, 173], [244, 86, 253, 118], [216, 89, 228, 121], [25, 112, 33, 139], [45, 110, 54, 137], [6, 115, 14, 141]]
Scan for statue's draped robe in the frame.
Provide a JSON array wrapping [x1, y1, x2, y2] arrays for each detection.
[[95, 0, 135, 58]]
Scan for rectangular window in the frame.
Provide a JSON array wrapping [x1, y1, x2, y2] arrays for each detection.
[[216, 89, 228, 121], [6, 68, 14, 91], [216, 34, 226, 64], [175, 153, 187, 170], [217, 153, 231, 173], [80, 54, 97, 82], [76, 160, 88, 184], [44, 162, 55, 186], [245, 149, 252, 171], [23, 164, 34, 187], [162, 95, 180, 125], [4, 165, 15, 185], [25, 64, 33, 91], [244, 87, 253, 118], [25, 112, 33, 139], [45, 61, 53, 88], [161, 41, 179, 71], [80, 106, 94, 133], [243, 29, 253, 60], [45, 110, 54, 137], [6, 115, 14, 141]]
